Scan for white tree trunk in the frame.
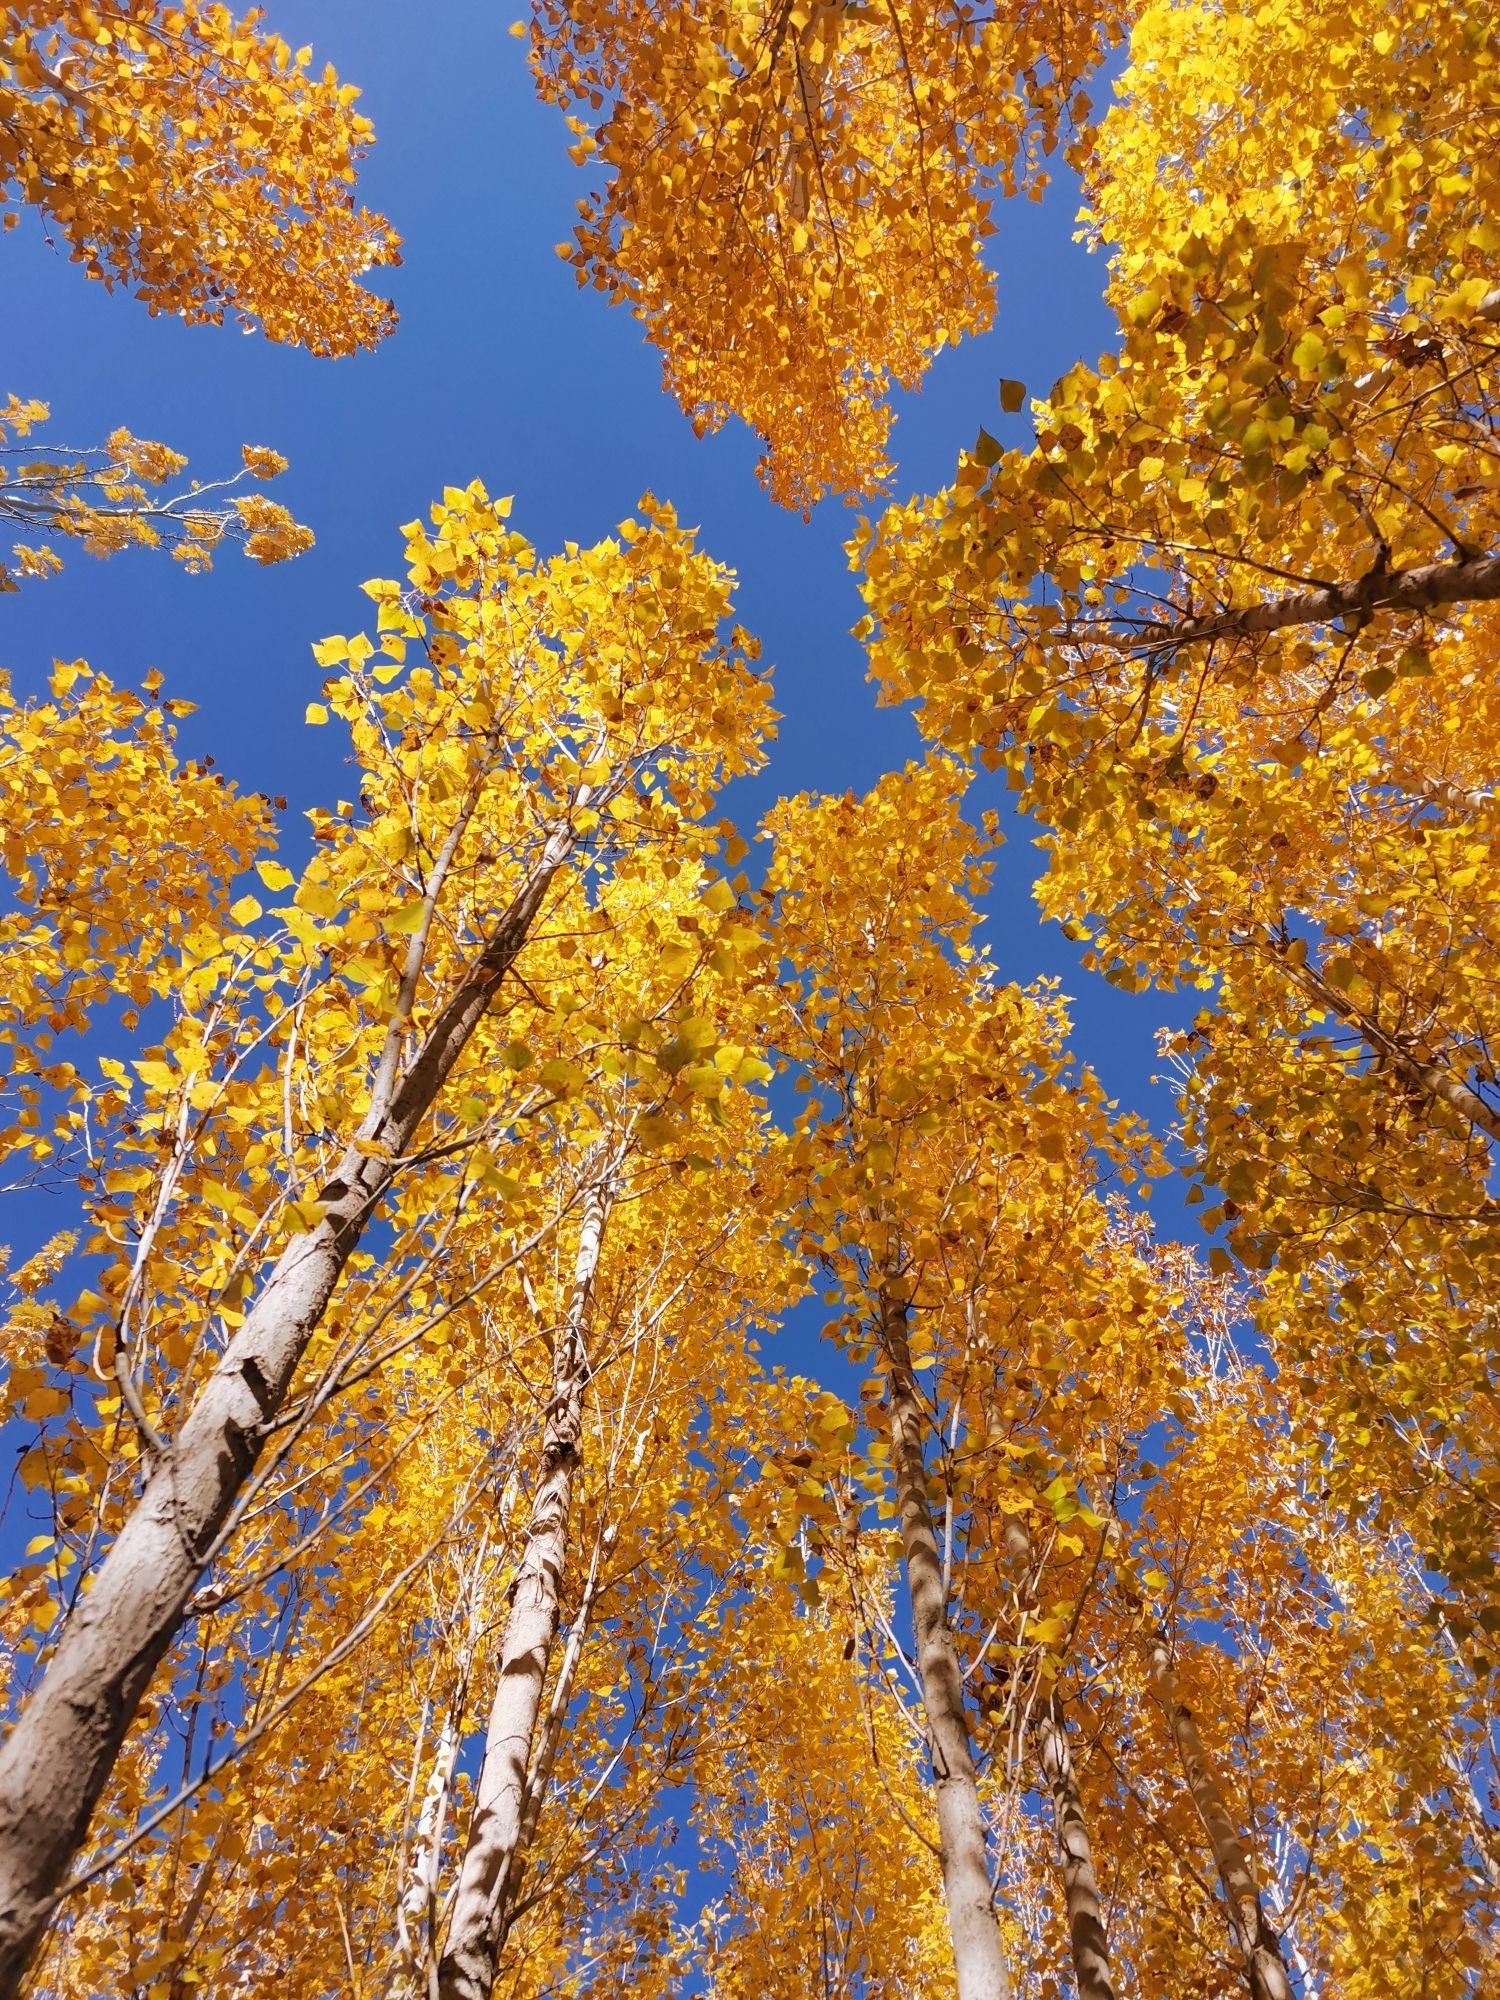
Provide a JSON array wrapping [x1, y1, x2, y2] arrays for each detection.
[[1034, 1693, 1116, 2000], [399, 1707, 460, 1998], [436, 1178, 611, 2000], [1148, 1633, 1293, 2000], [0, 839, 572, 1995], [881, 1296, 1013, 2000]]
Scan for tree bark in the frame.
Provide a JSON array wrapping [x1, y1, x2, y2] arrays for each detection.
[[436, 1176, 612, 2000], [0, 828, 576, 1996], [1034, 1693, 1117, 2000], [399, 1706, 460, 1998], [495, 1517, 612, 1937], [1147, 1632, 1292, 2000], [881, 1294, 1013, 2000], [1377, 756, 1493, 825], [1103, 548, 1500, 657]]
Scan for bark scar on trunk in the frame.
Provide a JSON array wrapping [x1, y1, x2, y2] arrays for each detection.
[[237, 1355, 274, 1418]]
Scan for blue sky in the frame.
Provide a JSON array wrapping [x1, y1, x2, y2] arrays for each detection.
[[1, 0, 1197, 1262]]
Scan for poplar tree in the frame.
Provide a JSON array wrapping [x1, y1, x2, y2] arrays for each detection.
[[0, 489, 770, 1989]]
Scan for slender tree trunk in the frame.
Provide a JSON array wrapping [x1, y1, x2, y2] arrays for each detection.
[[1034, 1693, 1117, 2000], [497, 1518, 612, 1934], [1147, 1632, 1292, 2000], [881, 1294, 1013, 2000], [436, 1177, 612, 2000], [399, 1706, 460, 1999], [0, 832, 575, 1995]]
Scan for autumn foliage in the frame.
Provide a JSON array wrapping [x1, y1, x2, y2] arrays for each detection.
[[0, 1, 399, 350], [1, 0, 1497, 1996], [527, 0, 1126, 509], [0, 397, 313, 586]]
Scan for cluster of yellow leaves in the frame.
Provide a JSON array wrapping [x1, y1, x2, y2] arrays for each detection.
[[856, 0, 1500, 1680], [0, 4, 402, 585], [0, 488, 773, 1442], [1051, 1347, 1497, 1994], [692, 1550, 955, 1997], [759, 761, 1157, 1383], [861, 0, 1499, 700], [0, 662, 272, 1222], [0, 1, 400, 351], [527, 0, 1131, 509], [0, 398, 312, 583]]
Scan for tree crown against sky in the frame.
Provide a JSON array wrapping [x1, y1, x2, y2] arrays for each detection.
[[0, 0, 1496, 1995]]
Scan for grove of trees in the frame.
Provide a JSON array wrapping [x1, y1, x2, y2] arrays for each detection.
[[0, 1, 1495, 1996]]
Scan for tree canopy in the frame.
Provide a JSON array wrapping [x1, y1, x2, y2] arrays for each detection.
[[0, 1, 1496, 1996]]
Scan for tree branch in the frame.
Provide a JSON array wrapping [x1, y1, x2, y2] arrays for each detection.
[[1103, 549, 1500, 657]]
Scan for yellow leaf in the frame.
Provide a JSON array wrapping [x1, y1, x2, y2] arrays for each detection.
[[295, 881, 341, 920]]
